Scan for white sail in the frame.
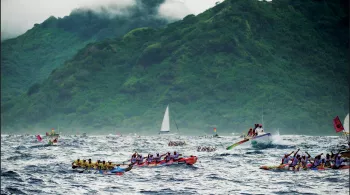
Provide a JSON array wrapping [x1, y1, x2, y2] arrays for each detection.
[[160, 105, 170, 132], [344, 113, 349, 133]]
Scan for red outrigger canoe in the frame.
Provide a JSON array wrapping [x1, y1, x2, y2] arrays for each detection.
[[132, 155, 198, 167]]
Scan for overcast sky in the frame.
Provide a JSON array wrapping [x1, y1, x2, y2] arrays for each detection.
[[1, 0, 220, 40]]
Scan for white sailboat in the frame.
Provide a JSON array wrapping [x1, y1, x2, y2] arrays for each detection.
[[344, 113, 349, 134], [159, 105, 177, 135], [343, 113, 349, 144]]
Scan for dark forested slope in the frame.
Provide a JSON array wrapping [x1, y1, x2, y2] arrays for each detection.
[[1, 0, 169, 101]]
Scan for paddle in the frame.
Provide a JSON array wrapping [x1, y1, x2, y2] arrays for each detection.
[[226, 138, 250, 150]]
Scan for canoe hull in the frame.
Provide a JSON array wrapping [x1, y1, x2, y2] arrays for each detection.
[[133, 156, 197, 167]]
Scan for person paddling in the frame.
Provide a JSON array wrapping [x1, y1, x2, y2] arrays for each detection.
[[130, 154, 137, 165], [164, 152, 172, 162], [172, 151, 182, 161], [153, 153, 162, 164], [72, 159, 82, 168], [300, 152, 311, 169], [146, 154, 153, 164], [94, 160, 101, 169], [310, 153, 323, 168], [281, 151, 294, 165], [324, 153, 332, 167], [86, 159, 94, 169], [333, 154, 344, 169], [107, 161, 114, 170], [288, 148, 300, 170]]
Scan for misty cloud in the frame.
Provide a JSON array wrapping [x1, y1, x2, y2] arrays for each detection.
[[1, 0, 219, 41], [158, 0, 220, 20], [1, 0, 136, 40]]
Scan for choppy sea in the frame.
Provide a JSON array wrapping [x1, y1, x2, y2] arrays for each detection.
[[1, 133, 349, 195]]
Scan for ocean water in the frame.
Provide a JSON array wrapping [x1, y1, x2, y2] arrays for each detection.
[[1, 134, 349, 195]]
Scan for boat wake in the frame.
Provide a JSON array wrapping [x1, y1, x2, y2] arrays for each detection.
[[251, 132, 295, 149]]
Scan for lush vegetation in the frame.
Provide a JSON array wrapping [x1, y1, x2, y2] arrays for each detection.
[[1, 0, 169, 102], [1, 0, 349, 135]]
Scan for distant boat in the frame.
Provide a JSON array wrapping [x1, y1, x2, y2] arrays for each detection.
[[341, 113, 350, 158], [344, 113, 349, 135], [333, 114, 349, 146], [159, 105, 177, 135]]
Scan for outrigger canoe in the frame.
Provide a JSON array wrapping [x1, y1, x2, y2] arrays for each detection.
[[132, 155, 198, 167], [260, 163, 350, 171], [226, 133, 271, 150]]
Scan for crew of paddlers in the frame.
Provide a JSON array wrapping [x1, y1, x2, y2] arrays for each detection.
[[281, 148, 348, 170], [168, 141, 186, 146], [197, 146, 216, 152]]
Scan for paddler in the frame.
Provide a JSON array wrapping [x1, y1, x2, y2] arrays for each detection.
[[86, 159, 94, 169], [72, 159, 82, 168], [164, 152, 172, 162], [94, 160, 101, 169], [288, 148, 300, 170], [310, 153, 323, 168], [106, 161, 115, 169], [99, 160, 107, 170], [281, 151, 294, 165], [153, 153, 162, 163], [130, 154, 137, 164], [332, 154, 344, 169], [172, 151, 182, 161], [81, 159, 87, 168], [136, 154, 144, 165], [300, 152, 311, 169], [146, 154, 153, 163], [324, 153, 332, 167]]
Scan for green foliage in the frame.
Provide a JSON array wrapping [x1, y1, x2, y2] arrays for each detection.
[[1, 1, 172, 103], [27, 83, 41, 96], [1, 0, 349, 135]]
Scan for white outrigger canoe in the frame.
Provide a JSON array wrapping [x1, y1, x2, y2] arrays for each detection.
[[226, 130, 271, 150]]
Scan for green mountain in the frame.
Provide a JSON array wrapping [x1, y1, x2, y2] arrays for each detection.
[[2, 0, 349, 135], [1, 0, 169, 102]]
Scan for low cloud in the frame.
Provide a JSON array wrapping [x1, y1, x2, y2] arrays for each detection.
[[1, 0, 219, 41], [158, 0, 219, 20], [1, 0, 136, 40]]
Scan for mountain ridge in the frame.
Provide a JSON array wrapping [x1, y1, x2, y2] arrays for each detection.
[[1, 0, 171, 101], [1, 0, 349, 135]]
